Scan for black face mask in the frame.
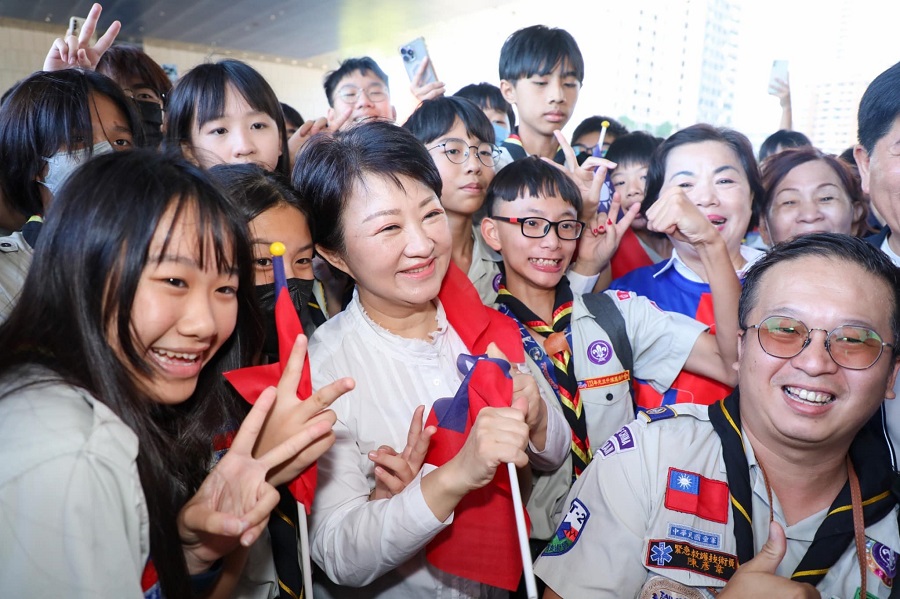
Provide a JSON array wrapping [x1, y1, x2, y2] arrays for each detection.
[[255, 277, 315, 363], [134, 100, 164, 148]]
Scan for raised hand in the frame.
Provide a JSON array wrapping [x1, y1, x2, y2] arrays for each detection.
[[542, 130, 617, 221], [368, 405, 436, 500], [645, 185, 721, 248], [574, 194, 641, 274], [257, 334, 354, 487], [43, 3, 120, 71], [718, 522, 821, 598], [410, 58, 446, 102], [177, 387, 337, 574], [287, 106, 353, 168]]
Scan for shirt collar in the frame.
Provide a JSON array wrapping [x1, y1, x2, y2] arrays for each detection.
[[653, 245, 766, 282]]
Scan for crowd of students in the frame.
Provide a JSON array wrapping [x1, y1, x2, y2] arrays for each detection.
[[2, 3, 900, 598]]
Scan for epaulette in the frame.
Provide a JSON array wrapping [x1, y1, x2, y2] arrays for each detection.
[[638, 406, 679, 423]]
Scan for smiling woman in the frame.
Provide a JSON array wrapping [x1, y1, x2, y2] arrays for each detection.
[[292, 121, 568, 598]]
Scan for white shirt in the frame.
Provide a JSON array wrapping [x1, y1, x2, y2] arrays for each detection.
[[879, 236, 900, 467], [653, 244, 765, 283], [308, 292, 567, 598]]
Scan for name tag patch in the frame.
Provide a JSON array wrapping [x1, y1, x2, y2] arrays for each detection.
[[578, 370, 630, 390], [645, 539, 737, 581], [667, 523, 721, 549]]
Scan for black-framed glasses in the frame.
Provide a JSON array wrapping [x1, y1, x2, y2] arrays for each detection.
[[336, 85, 388, 103], [744, 315, 894, 370], [492, 216, 585, 240], [427, 138, 501, 167]]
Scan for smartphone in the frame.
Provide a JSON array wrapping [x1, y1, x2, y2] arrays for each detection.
[[400, 37, 437, 85], [68, 16, 86, 37], [769, 60, 789, 89]]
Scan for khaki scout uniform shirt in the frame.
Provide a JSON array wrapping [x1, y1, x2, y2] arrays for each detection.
[[533, 404, 900, 598]]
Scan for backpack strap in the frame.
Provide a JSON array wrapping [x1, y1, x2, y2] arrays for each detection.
[[580, 292, 635, 404]]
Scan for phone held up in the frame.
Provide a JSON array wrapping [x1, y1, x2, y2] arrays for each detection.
[[400, 37, 438, 86]]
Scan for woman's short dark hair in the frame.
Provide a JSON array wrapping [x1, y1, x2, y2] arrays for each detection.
[[0, 149, 260, 597], [605, 131, 661, 167], [403, 96, 496, 145], [96, 43, 173, 102], [0, 69, 140, 218], [292, 121, 442, 256], [758, 129, 812, 161], [760, 146, 867, 236], [739, 232, 900, 357], [209, 162, 304, 222], [643, 124, 763, 233], [164, 59, 290, 176], [485, 155, 582, 217], [454, 82, 515, 128]]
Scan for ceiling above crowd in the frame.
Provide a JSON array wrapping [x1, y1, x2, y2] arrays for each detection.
[[0, 0, 513, 62]]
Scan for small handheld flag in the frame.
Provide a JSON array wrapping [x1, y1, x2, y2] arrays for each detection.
[[223, 241, 316, 507]]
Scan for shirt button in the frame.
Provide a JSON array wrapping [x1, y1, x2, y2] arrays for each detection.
[[433, 379, 441, 386]]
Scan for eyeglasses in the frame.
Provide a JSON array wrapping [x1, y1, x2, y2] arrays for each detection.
[[122, 86, 164, 106], [492, 216, 585, 240], [427, 139, 501, 167], [744, 315, 894, 370], [336, 85, 389, 104]]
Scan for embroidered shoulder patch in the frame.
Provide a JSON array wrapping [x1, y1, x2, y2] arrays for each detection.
[[664, 468, 729, 524], [638, 575, 707, 599], [645, 539, 737, 581], [640, 406, 679, 423], [542, 498, 590, 556], [599, 425, 637, 460], [667, 523, 721, 549], [616, 290, 633, 301], [866, 537, 898, 587]]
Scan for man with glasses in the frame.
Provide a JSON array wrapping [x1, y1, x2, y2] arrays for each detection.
[[323, 56, 396, 131], [479, 157, 743, 594], [535, 233, 900, 598]]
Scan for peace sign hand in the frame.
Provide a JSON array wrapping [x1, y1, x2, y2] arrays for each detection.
[[43, 3, 121, 72]]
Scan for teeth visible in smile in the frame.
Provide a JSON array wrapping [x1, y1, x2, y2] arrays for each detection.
[[405, 265, 429, 274], [152, 349, 199, 362], [530, 258, 560, 266], [709, 218, 726, 225], [785, 386, 834, 405]]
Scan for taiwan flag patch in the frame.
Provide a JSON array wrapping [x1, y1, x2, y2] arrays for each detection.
[[664, 468, 729, 524]]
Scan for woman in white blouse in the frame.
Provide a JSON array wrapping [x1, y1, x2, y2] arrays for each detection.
[[293, 121, 568, 598]]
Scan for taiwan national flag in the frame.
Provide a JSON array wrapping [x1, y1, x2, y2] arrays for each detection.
[[224, 244, 316, 513], [424, 353, 526, 591], [664, 468, 729, 524]]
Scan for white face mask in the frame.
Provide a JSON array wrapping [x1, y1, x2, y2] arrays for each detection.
[[40, 140, 114, 195]]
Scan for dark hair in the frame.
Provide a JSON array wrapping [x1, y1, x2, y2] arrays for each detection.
[[760, 146, 866, 234], [96, 43, 173, 103], [281, 102, 304, 129], [643, 124, 763, 232], [454, 82, 515, 128], [739, 232, 900, 357], [403, 96, 496, 145], [164, 59, 290, 176], [858, 61, 900, 154], [0, 150, 260, 596], [499, 25, 584, 84], [758, 129, 812, 161], [571, 116, 629, 146], [209, 162, 305, 222], [0, 69, 140, 218], [323, 56, 389, 107], [605, 131, 661, 167], [485, 155, 582, 216], [292, 121, 442, 255]]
